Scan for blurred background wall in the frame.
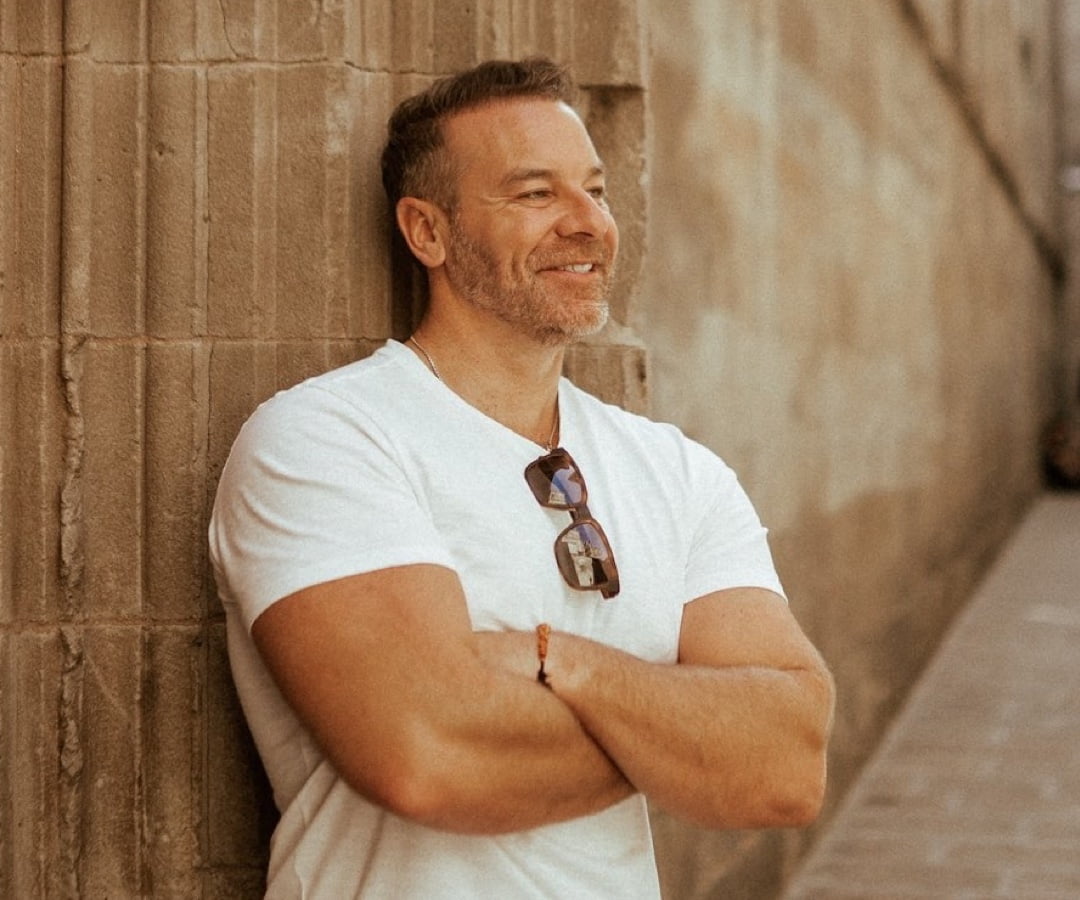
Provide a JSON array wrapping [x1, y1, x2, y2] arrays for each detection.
[[644, 2, 1071, 896], [1, 1, 1076, 897]]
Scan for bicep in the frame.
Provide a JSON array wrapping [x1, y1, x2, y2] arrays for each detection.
[[678, 587, 827, 673], [251, 563, 476, 802]]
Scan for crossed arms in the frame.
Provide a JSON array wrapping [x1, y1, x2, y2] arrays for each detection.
[[251, 563, 835, 835]]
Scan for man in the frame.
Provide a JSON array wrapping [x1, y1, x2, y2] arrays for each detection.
[[210, 57, 834, 898]]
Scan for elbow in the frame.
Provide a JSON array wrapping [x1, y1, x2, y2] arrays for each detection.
[[764, 754, 828, 827], [346, 736, 492, 834], [356, 751, 457, 830], [767, 668, 834, 828], [730, 737, 829, 830], [731, 668, 835, 829]]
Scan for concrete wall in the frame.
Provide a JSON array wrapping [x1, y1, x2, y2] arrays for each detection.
[[0, 0, 1068, 898], [645, 1, 1064, 897]]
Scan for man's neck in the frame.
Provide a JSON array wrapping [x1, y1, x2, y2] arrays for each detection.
[[408, 306, 566, 451]]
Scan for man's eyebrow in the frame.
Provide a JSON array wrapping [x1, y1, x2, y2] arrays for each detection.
[[500, 165, 606, 188]]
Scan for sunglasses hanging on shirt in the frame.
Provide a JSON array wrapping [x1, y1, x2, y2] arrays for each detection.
[[524, 448, 620, 599]]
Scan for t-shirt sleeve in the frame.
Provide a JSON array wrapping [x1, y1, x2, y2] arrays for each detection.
[[209, 385, 456, 632], [681, 440, 786, 603]]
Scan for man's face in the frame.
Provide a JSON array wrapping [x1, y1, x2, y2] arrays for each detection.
[[438, 98, 619, 345]]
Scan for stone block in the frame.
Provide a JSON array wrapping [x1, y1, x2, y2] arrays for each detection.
[[572, 0, 644, 87], [145, 342, 211, 620], [205, 340, 285, 479], [81, 341, 143, 618], [0, 0, 63, 54], [208, 63, 397, 341], [275, 0, 345, 61], [389, 0, 435, 73], [0, 55, 63, 338], [76, 625, 142, 896], [61, 59, 146, 337], [274, 64, 350, 339], [140, 625, 203, 895], [0, 341, 64, 624], [344, 69, 396, 339], [148, 0, 197, 62], [204, 621, 276, 865], [200, 868, 269, 898], [65, 0, 145, 62], [432, 0, 479, 72], [489, 0, 575, 63], [206, 65, 273, 337], [147, 65, 207, 338], [344, 0, 392, 69], [271, 340, 341, 393], [167, 0, 250, 62], [0, 629, 63, 899], [146, 0, 347, 63]]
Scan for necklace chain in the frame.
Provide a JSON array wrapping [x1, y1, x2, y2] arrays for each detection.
[[408, 335, 441, 380], [407, 335, 560, 451]]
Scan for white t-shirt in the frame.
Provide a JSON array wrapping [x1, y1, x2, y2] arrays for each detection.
[[209, 340, 784, 899]]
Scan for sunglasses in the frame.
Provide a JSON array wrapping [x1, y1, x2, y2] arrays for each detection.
[[524, 448, 620, 599]]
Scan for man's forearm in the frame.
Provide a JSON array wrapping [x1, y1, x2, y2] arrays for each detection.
[[369, 630, 635, 834], [416, 679, 634, 832], [458, 630, 635, 827], [541, 631, 834, 829]]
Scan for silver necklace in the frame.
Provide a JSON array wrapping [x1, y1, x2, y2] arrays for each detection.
[[407, 335, 560, 450], [408, 335, 442, 380]]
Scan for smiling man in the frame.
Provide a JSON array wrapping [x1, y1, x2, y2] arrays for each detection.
[[209, 58, 834, 899]]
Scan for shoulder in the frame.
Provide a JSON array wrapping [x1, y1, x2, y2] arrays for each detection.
[[562, 380, 725, 474], [236, 342, 422, 447], [256, 342, 410, 417]]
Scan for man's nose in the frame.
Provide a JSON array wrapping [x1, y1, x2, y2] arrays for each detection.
[[556, 189, 613, 239]]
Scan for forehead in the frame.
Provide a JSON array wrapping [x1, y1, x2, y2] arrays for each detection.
[[441, 98, 603, 187]]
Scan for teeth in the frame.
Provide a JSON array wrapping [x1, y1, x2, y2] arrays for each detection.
[[560, 264, 593, 273]]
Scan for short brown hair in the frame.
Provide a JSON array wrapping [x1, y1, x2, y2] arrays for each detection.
[[380, 57, 576, 210]]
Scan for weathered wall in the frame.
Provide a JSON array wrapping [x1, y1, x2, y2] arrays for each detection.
[[644, 1, 1064, 897], [0, 0, 1069, 898], [1062, 1, 1080, 411]]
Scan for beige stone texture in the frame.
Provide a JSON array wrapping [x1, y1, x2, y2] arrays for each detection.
[[1061, 0, 1080, 411], [1, 0, 1075, 898], [644, 1, 1066, 896]]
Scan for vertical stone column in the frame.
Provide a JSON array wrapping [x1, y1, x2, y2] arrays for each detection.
[[1, 2, 68, 897]]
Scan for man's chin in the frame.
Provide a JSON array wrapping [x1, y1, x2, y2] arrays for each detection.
[[529, 305, 610, 347]]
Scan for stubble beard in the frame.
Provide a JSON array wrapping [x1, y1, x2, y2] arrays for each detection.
[[444, 220, 616, 346]]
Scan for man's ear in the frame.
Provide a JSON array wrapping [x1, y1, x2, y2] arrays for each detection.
[[395, 197, 448, 268]]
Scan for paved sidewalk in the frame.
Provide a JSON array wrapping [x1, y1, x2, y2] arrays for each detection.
[[781, 494, 1080, 900]]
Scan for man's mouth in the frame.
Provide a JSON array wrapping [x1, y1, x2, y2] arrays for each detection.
[[552, 263, 598, 274]]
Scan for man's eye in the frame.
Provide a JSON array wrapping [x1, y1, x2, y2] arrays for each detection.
[[520, 190, 553, 201], [588, 186, 607, 202]]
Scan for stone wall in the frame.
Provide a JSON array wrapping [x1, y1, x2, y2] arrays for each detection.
[[645, 1, 1065, 896], [1063, 1, 1080, 411], [0, 1, 1069, 898], [0, 1, 650, 896]]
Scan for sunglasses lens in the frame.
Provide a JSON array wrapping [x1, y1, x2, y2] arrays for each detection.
[[554, 521, 619, 598], [525, 450, 586, 508]]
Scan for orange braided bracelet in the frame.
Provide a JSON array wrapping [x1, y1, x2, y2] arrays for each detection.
[[536, 623, 552, 688]]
